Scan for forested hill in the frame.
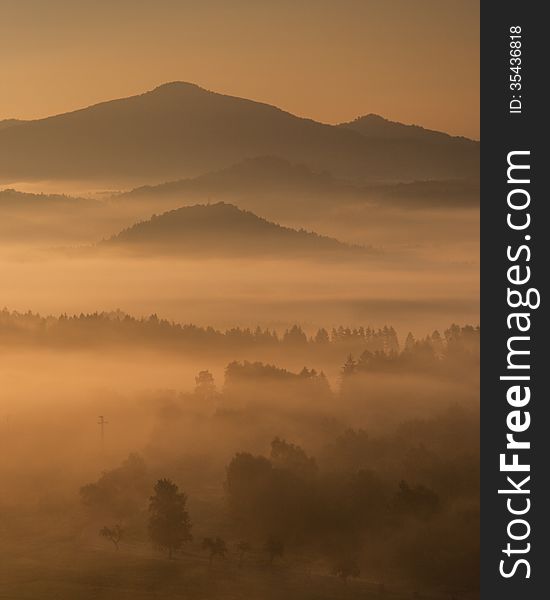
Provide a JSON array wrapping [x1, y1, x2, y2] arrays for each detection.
[[101, 202, 372, 257]]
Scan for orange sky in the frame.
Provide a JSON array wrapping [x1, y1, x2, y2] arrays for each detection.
[[1, 0, 479, 138]]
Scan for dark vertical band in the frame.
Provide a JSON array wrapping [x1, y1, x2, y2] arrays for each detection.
[[481, 1, 546, 597]]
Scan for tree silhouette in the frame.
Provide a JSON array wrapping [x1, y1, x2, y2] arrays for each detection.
[[225, 452, 273, 517], [264, 536, 284, 563], [80, 453, 149, 520], [405, 332, 416, 352], [431, 330, 444, 356], [148, 478, 192, 558], [99, 524, 123, 550], [314, 328, 330, 344], [342, 354, 357, 376], [283, 325, 307, 346], [202, 537, 227, 564], [194, 370, 216, 400], [236, 540, 251, 568], [393, 480, 439, 520], [270, 437, 317, 478]]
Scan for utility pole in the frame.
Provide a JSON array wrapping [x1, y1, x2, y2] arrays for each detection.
[[97, 415, 108, 450]]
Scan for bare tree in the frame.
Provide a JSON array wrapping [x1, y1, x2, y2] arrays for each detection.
[[99, 524, 123, 550]]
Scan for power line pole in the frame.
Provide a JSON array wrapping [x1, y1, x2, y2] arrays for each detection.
[[97, 415, 108, 450]]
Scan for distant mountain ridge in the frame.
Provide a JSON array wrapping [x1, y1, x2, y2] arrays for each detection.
[[0, 119, 24, 131], [339, 114, 474, 142], [0, 188, 98, 209], [121, 156, 339, 199], [0, 188, 113, 243], [0, 82, 479, 184], [116, 156, 355, 216], [118, 156, 480, 214], [102, 201, 373, 258]]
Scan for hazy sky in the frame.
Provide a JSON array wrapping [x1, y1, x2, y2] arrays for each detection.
[[2, 0, 479, 138]]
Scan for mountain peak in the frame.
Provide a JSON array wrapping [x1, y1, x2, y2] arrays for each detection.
[[353, 113, 388, 124], [0, 83, 479, 184], [150, 81, 205, 94], [340, 113, 473, 143]]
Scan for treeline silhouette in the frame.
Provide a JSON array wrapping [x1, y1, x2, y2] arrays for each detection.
[[341, 324, 479, 377], [0, 309, 477, 367]]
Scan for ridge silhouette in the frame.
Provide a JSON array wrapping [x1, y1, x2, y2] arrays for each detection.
[[102, 202, 373, 258], [0, 82, 479, 184]]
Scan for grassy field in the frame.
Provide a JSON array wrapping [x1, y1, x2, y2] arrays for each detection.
[[0, 536, 477, 600]]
